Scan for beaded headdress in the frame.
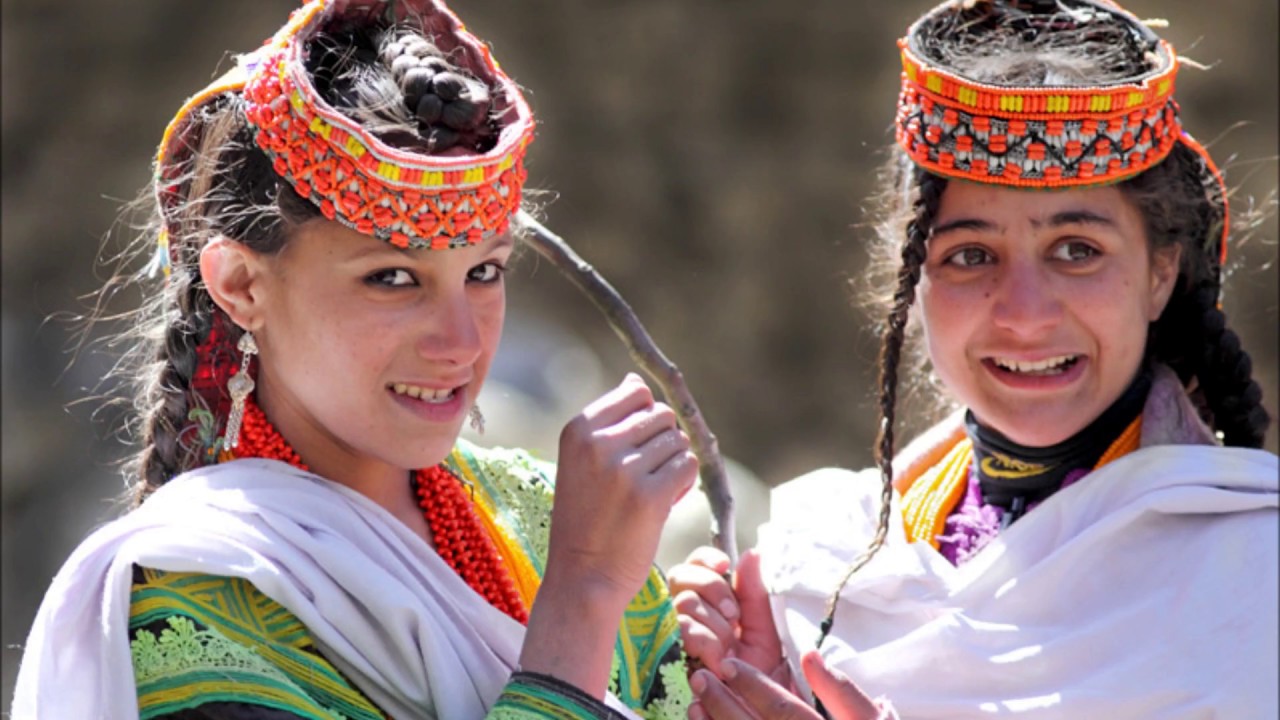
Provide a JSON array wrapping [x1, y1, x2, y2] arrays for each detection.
[[895, 0, 1228, 266], [151, 0, 535, 462], [153, 0, 535, 268]]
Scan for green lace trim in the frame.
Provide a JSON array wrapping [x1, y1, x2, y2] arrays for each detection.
[[131, 615, 344, 720]]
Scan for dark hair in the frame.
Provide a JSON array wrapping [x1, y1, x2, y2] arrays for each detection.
[[824, 1, 1271, 628], [96, 20, 505, 506]]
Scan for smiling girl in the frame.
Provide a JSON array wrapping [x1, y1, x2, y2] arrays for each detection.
[[669, 1, 1277, 718], [13, 1, 696, 718]]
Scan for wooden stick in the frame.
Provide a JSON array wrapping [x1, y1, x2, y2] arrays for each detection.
[[515, 209, 738, 563]]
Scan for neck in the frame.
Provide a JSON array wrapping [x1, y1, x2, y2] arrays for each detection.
[[237, 393, 435, 536], [966, 366, 1153, 515]]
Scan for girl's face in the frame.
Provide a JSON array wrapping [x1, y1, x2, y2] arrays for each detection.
[[250, 220, 512, 486], [919, 181, 1180, 447]]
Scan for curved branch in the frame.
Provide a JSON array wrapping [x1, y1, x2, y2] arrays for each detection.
[[515, 209, 738, 563]]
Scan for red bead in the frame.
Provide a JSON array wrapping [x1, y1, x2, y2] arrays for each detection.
[[228, 396, 528, 624]]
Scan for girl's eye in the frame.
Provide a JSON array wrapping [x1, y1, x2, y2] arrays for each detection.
[[945, 246, 993, 268], [367, 268, 417, 287], [467, 262, 505, 284], [1051, 241, 1100, 262]]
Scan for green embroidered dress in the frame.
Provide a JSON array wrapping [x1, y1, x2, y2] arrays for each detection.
[[128, 441, 692, 719]]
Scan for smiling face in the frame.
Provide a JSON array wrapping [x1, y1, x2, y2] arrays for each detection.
[[918, 181, 1180, 447], [244, 220, 512, 488]]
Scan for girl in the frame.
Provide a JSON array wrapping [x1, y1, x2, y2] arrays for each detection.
[[14, 1, 696, 718], [670, 0, 1277, 717]]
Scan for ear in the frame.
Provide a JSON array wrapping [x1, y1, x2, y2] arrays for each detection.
[[200, 237, 270, 331], [1146, 243, 1183, 321]]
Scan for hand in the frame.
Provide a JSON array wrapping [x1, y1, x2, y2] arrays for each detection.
[[688, 652, 885, 720], [545, 372, 700, 606], [668, 547, 782, 678]]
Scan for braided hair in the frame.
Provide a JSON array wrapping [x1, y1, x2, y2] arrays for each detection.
[[105, 21, 505, 506], [822, 0, 1271, 652]]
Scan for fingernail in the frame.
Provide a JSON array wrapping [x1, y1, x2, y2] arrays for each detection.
[[688, 703, 706, 720], [718, 598, 739, 621], [722, 658, 739, 679], [690, 669, 708, 695]]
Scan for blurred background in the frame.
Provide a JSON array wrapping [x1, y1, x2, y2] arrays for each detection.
[[2, 0, 1275, 706]]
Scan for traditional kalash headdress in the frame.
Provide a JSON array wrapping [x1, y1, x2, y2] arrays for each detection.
[[148, 0, 534, 461], [894, 0, 1229, 268]]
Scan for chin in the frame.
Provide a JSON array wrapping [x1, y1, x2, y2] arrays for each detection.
[[979, 409, 1090, 448]]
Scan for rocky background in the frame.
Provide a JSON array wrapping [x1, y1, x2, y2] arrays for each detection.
[[2, 0, 1275, 704]]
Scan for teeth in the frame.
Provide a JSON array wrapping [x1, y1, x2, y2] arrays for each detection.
[[993, 355, 1077, 375], [391, 383, 455, 403]]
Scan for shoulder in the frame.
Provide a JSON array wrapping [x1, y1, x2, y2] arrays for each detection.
[[129, 567, 385, 719], [448, 438, 557, 492]]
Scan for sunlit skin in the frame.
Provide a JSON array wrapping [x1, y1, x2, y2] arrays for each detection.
[[201, 219, 513, 530], [918, 181, 1181, 447]]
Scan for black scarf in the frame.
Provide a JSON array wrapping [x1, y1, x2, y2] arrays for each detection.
[[966, 367, 1152, 524]]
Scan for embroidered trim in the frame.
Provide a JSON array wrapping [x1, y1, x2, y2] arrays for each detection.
[[131, 615, 347, 720]]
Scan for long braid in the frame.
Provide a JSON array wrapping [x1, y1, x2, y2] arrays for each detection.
[[1127, 143, 1270, 449], [133, 271, 216, 505], [1151, 280, 1269, 448], [816, 170, 948, 649]]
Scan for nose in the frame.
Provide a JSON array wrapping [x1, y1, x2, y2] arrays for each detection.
[[416, 285, 482, 366], [989, 259, 1063, 337]]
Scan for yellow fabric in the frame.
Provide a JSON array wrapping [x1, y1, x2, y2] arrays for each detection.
[[450, 447, 543, 611], [900, 416, 1144, 549]]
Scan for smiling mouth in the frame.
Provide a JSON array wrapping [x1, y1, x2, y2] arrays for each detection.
[[389, 383, 458, 404], [990, 355, 1081, 376]]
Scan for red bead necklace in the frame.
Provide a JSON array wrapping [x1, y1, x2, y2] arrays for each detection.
[[231, 396, 528, 624]]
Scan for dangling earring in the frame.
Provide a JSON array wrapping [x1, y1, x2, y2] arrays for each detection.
[[468, 404, 485, 435], [222, 331, 258, 451]]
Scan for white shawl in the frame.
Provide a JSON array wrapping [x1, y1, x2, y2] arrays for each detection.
[[12, 459, 639, 720], [758, 445, 1279, 719]]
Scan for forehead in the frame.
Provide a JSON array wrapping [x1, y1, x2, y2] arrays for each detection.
[[936, 181, 1137, 225]]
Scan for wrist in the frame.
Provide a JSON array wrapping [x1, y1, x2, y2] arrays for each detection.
[[519, 569, 633, 698]]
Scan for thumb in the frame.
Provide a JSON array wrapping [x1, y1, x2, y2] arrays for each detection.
[[800, 650, 879, 720], [733, 549, 780, 645]]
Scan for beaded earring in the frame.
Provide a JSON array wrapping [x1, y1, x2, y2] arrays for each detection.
[[222, 331, 258, 451], [468, 404, 485, 435]]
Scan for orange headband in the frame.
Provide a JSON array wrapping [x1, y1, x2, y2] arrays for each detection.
[[895, 0, 1228, 267], [153, 0, 535, 263]]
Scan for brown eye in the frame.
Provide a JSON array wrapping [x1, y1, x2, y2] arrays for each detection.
[[467, 262, 504, 284], [946, 246, 993, 267], [1051, 241, 1100, 262], [366, 268, 417, 287]]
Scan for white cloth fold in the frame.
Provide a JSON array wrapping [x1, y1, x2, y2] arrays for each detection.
[[13, 458, 638, 720], [759, 445, 1279, 719]]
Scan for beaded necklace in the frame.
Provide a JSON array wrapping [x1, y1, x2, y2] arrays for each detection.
[[228, 396, 528, 624]]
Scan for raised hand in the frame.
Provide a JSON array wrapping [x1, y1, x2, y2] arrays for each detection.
[[668, 547, 783, 678], [521, 373, 700, 696]]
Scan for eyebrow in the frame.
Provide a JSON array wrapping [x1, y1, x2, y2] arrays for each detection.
[[930, 209, 1117, 238]]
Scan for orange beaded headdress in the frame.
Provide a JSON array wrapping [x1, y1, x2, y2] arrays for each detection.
[[153, 0, 534, 265], [895, 0, 1228, 266]]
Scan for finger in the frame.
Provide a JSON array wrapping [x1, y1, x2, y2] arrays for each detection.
[[684, 545, 733, 576], [799, 651, 879, 720], [717, 659, 818, 720], [733, 550, 781, 649], [690, 669, 757, 720], [607, 403, 680, 449], [649, 444, 698, 504], [673, 590, 736, 653], [666, 563, 741, 626], [579, 373, 654, 427], [678, 614, 731, 677]]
